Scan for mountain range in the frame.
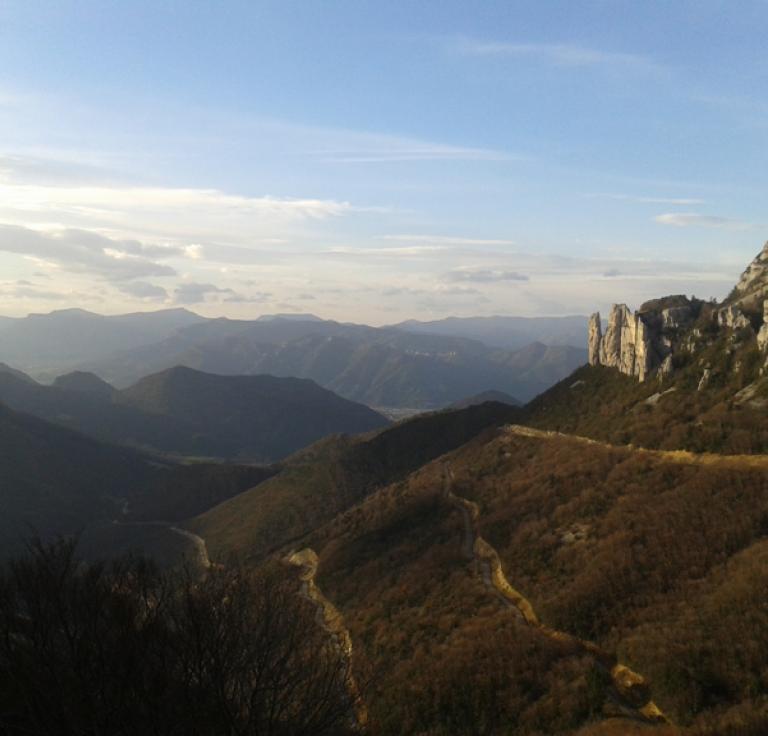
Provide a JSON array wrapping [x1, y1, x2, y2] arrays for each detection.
[[0, 309, 587, 407], [0, 307, 204, 375]]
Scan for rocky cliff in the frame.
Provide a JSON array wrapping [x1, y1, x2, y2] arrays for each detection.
[[588, 297, 697, 381], [588, 242, 768, 382]]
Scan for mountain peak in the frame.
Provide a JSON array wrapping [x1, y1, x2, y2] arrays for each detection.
[[53, 371, 115, 397], [29, 308, 99, 319], [729, 241, 768, 308]]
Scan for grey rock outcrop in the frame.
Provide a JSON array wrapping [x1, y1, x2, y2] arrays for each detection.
[[717, 305, 751, 331], [587, 242, 768, 383], [758, 302, 768, 352], [659, 354, 674, 378], [661, 306, 693, 330], [588, 313, 602, 366], [588, 296, 701, 382], [698, 368, 712, 391], [731, 241, 768, 309], [591, 304, 657, 381]]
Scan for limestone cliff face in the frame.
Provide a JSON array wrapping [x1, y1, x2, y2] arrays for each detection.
[[587, 313, 602, 366], [730, 241, 768, 309], [589, 296, 703, 381], [590, 305, 658, 381], [587, 242, 768, 383]]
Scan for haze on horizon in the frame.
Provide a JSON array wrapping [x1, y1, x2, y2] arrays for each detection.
[[0, 0, 766, 324]]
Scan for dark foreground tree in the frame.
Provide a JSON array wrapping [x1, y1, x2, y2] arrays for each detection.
[[0, 539, 358, 736]]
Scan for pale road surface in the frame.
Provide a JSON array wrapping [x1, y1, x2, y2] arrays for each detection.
[[505, 423, 768, 469], [285, 548, 368, 730]]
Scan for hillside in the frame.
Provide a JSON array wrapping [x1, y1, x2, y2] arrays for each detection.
[[0, 366, 388, 462], [450, 389, 521, 409], [0, 362, 34, 383], [0, 401, 159, 555], [118, 366, 389, 460], [0, 399, 272, 559], [284, 425, 768, 734]]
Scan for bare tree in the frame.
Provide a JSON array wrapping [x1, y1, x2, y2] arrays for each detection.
[[0, 539, 358, 736]]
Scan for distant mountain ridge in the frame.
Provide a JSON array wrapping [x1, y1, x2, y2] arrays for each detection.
[[0, 308, 205, 376], [394, 314, 588, 349], [0, 309, 586, 407], [0, 365, 388, 462], [78, 317, 586, 407]]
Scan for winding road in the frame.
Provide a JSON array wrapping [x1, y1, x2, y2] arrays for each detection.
[[505, 423, 768, 469], [442, 462, 667, 724], [285, 548, 368, 730]]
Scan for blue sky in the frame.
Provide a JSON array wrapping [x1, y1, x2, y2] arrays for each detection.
[[0, 0, 766, 322]]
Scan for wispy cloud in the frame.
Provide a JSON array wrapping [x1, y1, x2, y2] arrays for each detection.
[[444, 268, 529, 284], [315, 143, 511, 163], [380, 234, 516, 247], [454, 39, 664, 74], [0, 279, 102, 303], [654, 212, 751, 230], [325, 245, 450, 257], [587, 193, 705, 206]]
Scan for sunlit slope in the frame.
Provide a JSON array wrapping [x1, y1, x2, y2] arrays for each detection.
[[524, 358, 768, 454], [297, 426, 768, 734]]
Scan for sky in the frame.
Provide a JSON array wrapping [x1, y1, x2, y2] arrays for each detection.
[[0, 0, 767, 323]]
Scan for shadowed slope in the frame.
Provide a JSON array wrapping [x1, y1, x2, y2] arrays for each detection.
[[188, 401, 520, 562]]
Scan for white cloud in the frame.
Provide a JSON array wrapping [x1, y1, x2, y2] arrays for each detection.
[[654, 212, 750, 229], [0, 156, 354, 246], [0, 181, 350, 221], [0, 224, 178, 281]]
